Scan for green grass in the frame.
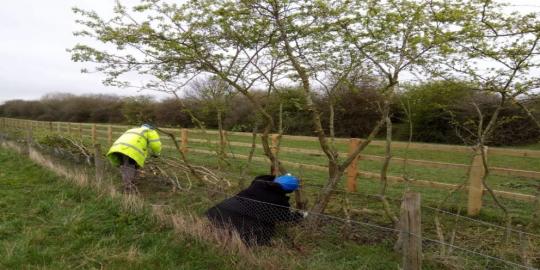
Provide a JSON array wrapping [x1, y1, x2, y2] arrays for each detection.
[[0, 148, 238, 270], [0, 134, 411, 270], [2, 126, 539, 269]]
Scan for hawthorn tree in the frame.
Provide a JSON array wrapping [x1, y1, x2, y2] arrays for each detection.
[[71, 0, 525, 222], [437, 1, 540, 221], [71, 0, 288, 172]]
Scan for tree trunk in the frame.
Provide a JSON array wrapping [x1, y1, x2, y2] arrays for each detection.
[[329, 103, 336, 149], [380, 112, 392, 196], [240, 124, 258, 188], [309, 162, 343, 222]]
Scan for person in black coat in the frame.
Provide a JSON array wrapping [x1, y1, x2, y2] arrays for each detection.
[[205, 174, 305, 246]]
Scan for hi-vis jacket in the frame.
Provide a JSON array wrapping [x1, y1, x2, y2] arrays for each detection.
[[107, 127, 162, 168]]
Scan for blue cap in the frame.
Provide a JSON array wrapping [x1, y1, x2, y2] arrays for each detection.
[[274, 173, 299, 192]]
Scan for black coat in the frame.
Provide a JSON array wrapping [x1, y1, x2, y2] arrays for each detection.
[[205, 175, 302, 246]]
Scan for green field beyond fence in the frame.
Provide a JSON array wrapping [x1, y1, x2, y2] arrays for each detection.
[[1, 117, 539, 218]]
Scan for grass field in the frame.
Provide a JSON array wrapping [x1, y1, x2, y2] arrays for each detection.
[[0, 148, 240, 270], [1, 125, 539, 269]]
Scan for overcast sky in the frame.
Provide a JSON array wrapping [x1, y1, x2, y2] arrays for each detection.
[[0, 0, 539, 104]]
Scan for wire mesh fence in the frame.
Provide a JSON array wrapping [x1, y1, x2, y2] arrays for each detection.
[[0, 127, 539, 269]]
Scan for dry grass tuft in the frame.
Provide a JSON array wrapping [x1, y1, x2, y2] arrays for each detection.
[[120, 193, 145, 214]]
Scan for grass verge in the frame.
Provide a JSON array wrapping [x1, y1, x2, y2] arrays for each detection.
[[0, 147, 238, 270]]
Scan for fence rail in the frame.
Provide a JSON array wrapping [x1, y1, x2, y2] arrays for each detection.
[[1, 117, 539, 215]]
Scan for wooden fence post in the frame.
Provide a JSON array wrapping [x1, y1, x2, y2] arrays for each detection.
[[467, 146, 488, 216], [346, 138, 361, 192], [91, 124, 97, 145], [78, 123, 83, 138], [49, 122, 53, 132], [271, 134, 280, 176], [180, 128, 188, 154], [400, 191, 422, 270], [107, 125, 113, 146], [67, 123, 72, 136]]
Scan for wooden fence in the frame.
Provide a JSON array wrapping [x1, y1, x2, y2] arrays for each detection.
[[1, 117, 539, 216]]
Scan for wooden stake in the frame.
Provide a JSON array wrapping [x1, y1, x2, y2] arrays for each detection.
[[94, 144, 104, 184], [91, 124, 97, 145], [181, 128, 188, 154], [346, 138, 361, 192], [400, 191, 422, 270], [27, 127, 33, 142], [67, 122, 72, 135], [107, 125, 113, 146], [26, 127, 34, 156], [467, 146, 488, 216], [78, 123, 83, 138]]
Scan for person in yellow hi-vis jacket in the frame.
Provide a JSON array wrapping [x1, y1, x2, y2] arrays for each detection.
[[107, 123, 162, 192]]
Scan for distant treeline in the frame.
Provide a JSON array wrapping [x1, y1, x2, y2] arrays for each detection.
[[2, 81, 539, 146]]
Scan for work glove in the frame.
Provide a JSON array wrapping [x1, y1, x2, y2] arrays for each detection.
[[301, 211, 309, 218]]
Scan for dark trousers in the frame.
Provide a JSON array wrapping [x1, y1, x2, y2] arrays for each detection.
[[119, 154, 138, 193]]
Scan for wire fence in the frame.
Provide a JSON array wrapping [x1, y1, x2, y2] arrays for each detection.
[[0, 124, 539, 269]]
